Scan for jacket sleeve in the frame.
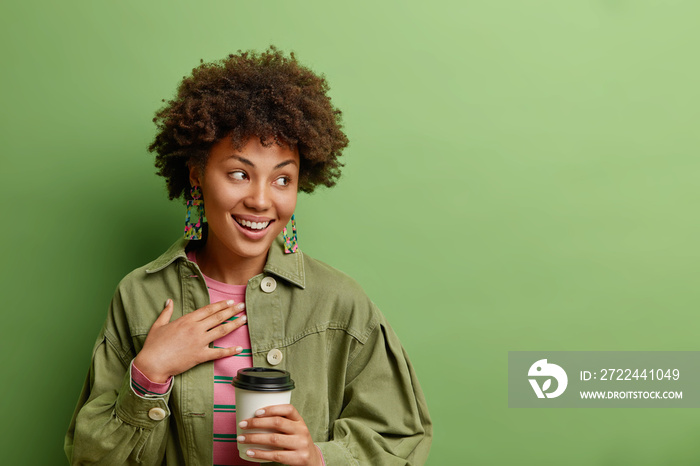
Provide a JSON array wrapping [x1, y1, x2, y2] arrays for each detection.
[[64, 292, 172, 465], [315, 310, 433, 465]]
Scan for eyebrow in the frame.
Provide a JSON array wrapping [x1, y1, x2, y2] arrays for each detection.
[[228, 155, 297, 169]]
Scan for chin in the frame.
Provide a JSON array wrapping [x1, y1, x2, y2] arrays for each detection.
[[232, 236, 278, 257]]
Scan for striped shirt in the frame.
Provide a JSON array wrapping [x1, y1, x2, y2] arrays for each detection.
[[131, 250, 255, 465]]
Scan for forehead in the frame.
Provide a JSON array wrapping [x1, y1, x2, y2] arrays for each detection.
[[208, 136, 299, 166]]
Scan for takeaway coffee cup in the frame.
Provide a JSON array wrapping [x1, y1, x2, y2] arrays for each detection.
[[232, 367, 296, 463]]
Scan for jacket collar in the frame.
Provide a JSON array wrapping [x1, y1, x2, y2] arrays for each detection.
[[145, 227, 306, 289]]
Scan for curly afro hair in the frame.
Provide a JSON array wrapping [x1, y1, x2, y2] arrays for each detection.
[[148, 46, 349, 200]]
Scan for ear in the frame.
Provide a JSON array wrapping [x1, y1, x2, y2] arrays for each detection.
[[188, 161, 202, 187]]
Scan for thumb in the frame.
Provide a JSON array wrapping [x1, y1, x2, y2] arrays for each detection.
[[152, 298, 174, 328]]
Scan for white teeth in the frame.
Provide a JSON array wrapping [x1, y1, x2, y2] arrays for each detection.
[[236, 218, 270, 230]]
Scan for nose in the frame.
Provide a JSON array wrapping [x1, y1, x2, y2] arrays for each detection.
[[243, 181, 272, 211]]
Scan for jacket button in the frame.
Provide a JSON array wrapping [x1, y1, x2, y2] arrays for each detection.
[[267, 348, 283, 365], [260, 277, 277, 293], [148, 407, 166, 421]]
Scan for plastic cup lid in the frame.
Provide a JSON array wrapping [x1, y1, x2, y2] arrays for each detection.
[[232, 367, 295, 391]]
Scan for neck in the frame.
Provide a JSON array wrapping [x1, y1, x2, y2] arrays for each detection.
[[195, 236, 268, 286]]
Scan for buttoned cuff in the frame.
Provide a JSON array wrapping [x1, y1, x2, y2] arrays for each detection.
[[114, 361, 172, 429]]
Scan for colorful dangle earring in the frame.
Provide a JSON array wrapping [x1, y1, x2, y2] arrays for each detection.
[[283, 214, 298, 254], [184, 186, 204, 240]]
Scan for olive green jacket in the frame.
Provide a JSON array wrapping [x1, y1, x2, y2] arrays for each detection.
[[65, 234, 432, 465]]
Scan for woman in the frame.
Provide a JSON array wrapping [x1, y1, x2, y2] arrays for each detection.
[[65, 47, 432, 465]]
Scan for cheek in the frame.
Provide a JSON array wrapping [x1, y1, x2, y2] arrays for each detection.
[[203, 187, 241, 211]]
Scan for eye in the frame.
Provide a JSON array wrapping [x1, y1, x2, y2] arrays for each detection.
[[274, 176, 291, 187], [229, 170, 248, 181]]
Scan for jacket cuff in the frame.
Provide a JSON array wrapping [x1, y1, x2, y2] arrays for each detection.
[[114, 362, 172, 429], [131, 360, 173, 397]]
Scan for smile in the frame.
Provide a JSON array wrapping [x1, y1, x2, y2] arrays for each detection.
[[232, 216, 271, 231]]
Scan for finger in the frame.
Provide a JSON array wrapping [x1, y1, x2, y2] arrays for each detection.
[[151, 299, 174, 329], [201, 302, 246, 330], [191, 299, 237, 321], [240, 416, 299, 436], [238, 432, 306, 451], [207, 313, 247, 339], [243, 448, 308, 465], [240, 415, 296, 434], [251, 404, 302, 422], [205, 345, 245, 362]]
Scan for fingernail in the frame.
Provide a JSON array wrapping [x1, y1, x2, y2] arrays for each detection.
[[235, 346, 243, 353], [238, 435, 246, 442], [165, 299, 172, 306], [239, 421, 248, 428], [247, 450, 255, 457], [239, 315, 247, 323], [255, 409, 265, 416], [226, 300, 235, 306], [236, 303, 246, 310]]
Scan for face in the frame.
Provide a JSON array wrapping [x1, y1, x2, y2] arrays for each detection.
[[190, 135, 299, 266]]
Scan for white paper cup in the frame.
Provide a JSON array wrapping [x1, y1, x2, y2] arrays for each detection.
[[232, 368, 295, 463]]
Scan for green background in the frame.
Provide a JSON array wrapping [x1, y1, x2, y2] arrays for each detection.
[[2, 0, 699, 464]]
